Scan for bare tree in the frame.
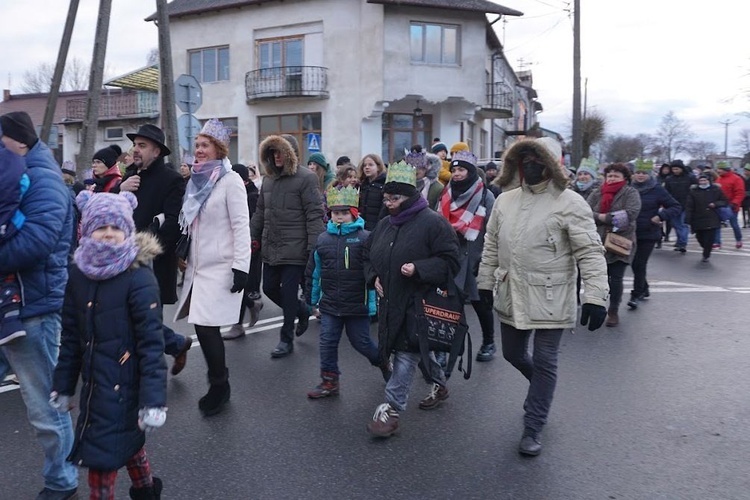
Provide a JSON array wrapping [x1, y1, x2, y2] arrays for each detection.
[[146, 48, 159, 66], [652, 111, 695, 162], [734, 128, 750, 155], [582, 110, 607, 159], [21, 63, 56, 93], [603, 134, 648, 163], [684, 140, 718, 160], [20, 57, 116, 93], [63, 57, 90, 90]]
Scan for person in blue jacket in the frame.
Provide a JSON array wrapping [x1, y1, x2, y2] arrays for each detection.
[[51, 191, 167, 499], [0, 111, 79, 500], [304, 186, 391, 398], [627, 162, 682, 309]]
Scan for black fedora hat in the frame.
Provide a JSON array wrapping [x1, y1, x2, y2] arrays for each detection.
[[126, 124, 171, 157]]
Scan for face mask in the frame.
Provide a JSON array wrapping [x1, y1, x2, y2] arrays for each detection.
[[699, 183, 710, 189], [521, 160, 547, 186], [576, 179, 594, 191]]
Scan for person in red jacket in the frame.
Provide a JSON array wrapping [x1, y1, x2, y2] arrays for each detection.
[[714, 163, 745, 249]]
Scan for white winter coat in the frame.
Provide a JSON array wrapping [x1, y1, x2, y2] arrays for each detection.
[[174, 171, 251, 326]]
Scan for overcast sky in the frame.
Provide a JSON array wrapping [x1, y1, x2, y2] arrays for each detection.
[[2, 0, 749, 157]]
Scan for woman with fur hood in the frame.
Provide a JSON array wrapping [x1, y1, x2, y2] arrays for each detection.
[[52, 191, 167, 499], [477, 137, 609, 457], [404, 151, 444, 209]]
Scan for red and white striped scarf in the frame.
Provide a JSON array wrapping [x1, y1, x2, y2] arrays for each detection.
[[439, 179, 486, 241]]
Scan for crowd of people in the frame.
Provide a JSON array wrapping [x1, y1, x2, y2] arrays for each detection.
[[1, 108, 747, 498]]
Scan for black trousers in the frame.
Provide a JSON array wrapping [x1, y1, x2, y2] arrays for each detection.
[[607, 260, 629, 311], [263, 264, 306, 343], [470, 299, 495, 346], [195, 325, 227, 386], [695, 229, 715, 259], [631, 239, 656, 298]]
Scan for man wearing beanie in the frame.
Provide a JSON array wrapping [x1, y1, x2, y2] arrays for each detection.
[[0, 111, 79, 498], [115, 124, 192, 376], [664, 159, 696, 252], [364, 161, 460, 438]]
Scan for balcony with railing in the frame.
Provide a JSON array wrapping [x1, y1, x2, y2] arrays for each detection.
[[481, 81, 514, 119], [245, 66, 329, 103], [66, 91, 158, 121]]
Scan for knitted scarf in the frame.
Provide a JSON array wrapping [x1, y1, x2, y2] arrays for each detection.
[[439, 178, 486, 241], [179, 158, 230, 233], [389, 194, 428, 227], [74, 236, 138, 281], [599, 180, 626, 213]]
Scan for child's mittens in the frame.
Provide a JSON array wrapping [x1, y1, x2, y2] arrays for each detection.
[[49, 391, 74, 412], [138, 407, 168, 432]]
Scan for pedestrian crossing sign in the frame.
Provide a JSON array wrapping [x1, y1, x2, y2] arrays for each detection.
[[307, 133, 321, 152]]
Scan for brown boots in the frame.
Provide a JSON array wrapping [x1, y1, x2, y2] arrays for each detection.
[[605, 308, 619, 327]]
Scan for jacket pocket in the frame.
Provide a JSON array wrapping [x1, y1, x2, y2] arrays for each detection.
[[493, 268, 512, 317], [526, 271, 571, 321]]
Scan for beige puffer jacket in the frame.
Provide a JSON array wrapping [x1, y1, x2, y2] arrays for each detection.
[[477, 138, 609, 330]]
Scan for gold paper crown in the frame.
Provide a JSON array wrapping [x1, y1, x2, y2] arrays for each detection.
[[384, 160, 417, 187], [326, 185, 359, 208], [634, 159, 654, 172]]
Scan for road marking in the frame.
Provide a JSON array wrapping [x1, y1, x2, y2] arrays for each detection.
[[621, 278, 741, 294]]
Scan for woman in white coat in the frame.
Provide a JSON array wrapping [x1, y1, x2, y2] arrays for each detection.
[[175, 118, 251, 416]]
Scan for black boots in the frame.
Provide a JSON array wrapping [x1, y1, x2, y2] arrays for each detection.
[[129, 477, 163, 499], [199, 381, 231, 416]]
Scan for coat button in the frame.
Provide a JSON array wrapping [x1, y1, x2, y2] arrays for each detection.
[[114, 384, 120, 391], [87, 301, 93, 308]]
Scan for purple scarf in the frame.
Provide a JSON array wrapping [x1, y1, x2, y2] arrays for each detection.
[[389, 194, 428, 227], [74, 237, 138, 281]]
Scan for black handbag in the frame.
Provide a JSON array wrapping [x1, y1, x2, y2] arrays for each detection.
[[175, 233, 191, 260], [414, 279, 472, 380]]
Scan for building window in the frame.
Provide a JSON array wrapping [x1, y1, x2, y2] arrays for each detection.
[[410, 22, 459, 65], [104, 127, 124, 141], [480, 129, 488, 160], [258, 113, 322, 164], [382, 113, 432, 163], [257, 37, 303, 75], [466, 121, 475, 154], [199, 117, 238, 163], [189, 46, 230, 83]]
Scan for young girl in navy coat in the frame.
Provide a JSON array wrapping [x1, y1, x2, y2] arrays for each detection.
[[51, 191, 168, 500]]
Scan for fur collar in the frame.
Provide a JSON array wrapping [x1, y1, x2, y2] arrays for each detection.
[[131, 232, 163, 268], [495, 138, 570, 191], [259, 135, 298, 179]]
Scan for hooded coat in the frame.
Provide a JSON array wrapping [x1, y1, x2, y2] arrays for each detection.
[[174, 169, 251, 326], [54, 233, 167, 471], [358, 171, 387, 230], [664, 163, 696, 208], [250, 136, 324, 265], [477, 138, 609, 330], [421, 153, 446, 209]]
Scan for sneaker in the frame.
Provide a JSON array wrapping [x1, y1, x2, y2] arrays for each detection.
[[712, 243, 721, 250], [701, 257, 710, 263], [366, 403, 399, 437], [222, 323, 246, 340], [36, 487, 78, 500], [418, 383, 449, 410], [679, 246, 686, 253], [476, 342, 496, 362], [736, 241, 743, 249], [626, 298, 638, 310], [307, 372, 339, 399], [295, 302, 310, 337]]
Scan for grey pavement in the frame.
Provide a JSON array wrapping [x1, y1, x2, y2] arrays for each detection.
[[2, 227, 750, 499]]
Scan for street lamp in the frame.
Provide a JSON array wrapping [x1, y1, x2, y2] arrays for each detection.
[[413, 100, 423, 117]]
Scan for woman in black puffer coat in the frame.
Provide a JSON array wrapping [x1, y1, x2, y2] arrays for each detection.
[[357, 154, 387, 230], [686, 173, 729, 262]]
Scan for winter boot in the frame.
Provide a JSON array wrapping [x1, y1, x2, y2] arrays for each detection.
[[605, 308, 619, 327], [307, 372, 339, 399], [418, 383, 449, 410], [199, 382, 231, 416], [129, 477, 163, 499], [366, 403, 399, 438], [222, 323, 246, 340]]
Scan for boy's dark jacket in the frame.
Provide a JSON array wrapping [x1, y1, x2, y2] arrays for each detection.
[[53, 233, 167, 471]]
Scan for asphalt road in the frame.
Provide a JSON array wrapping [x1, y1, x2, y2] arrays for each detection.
[[2, 228, 750, 499]]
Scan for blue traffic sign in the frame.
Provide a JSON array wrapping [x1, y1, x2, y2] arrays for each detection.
[[307, 133, 321, 152]]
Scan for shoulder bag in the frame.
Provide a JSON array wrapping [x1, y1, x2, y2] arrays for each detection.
[[604, 231, 632, 257]]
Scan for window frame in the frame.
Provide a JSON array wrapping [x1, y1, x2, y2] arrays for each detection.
[[409, 22, 460, 66], [381, 113, 432, 163], [188, 45, 230, 83], [103, 126, 124, 141], [257, 113, 322, 165], [256, 36, 304, 77]]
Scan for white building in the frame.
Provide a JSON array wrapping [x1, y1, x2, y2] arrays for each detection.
[[155, 0, 544, 165]]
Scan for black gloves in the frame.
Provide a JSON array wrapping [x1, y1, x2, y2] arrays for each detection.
[[580, 303, 607, 331], [478, 289, 494, 308], [230, 269, 249, 293]]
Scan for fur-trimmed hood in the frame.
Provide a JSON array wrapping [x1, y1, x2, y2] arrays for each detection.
[[496, 138, 570, 191], [132, 232, 163, 268], [424, 153, 441, 181], [259, 135, 298, 179]]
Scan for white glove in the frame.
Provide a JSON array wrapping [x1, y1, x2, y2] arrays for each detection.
[[138, 407, 167, 432], [49, 391, 74, 412]]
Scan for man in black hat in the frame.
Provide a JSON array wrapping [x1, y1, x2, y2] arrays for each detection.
[[115, 124, 192, 375]]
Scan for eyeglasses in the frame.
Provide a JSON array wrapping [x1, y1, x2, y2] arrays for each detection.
[[382, 195, 405, 205]]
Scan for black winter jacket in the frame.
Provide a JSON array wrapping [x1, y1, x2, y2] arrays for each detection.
[[358, 173, 387, 231], [632, 178, 681, 241], [114, 158, 184, 304], [664, 167, 696, 207], [685, 185, 728, 231], [53, 234, 167, 471], [364, 197, 460, 359]]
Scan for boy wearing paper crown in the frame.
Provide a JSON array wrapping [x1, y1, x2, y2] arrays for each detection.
[[304, 186, 391, 398]]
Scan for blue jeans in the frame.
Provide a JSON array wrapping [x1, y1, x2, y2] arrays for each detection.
[[0, 348, 9, 380], [384, 351, 445, 412], [500, 323, 563, 436], [714, 211, 743, 245], [319, 313, 378, 374], [669, 210, 689, 247], [1, 313, 78, 491]]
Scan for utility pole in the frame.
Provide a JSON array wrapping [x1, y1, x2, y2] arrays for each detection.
[[156, 0, 180, 167], [719, 119, 737, 156], [79, 0, 112, 174], [41, 0, 80, 148], [571, 0, 582, 169]]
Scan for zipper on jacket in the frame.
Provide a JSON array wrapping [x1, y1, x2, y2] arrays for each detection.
[[78, 283, 98, 448]]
